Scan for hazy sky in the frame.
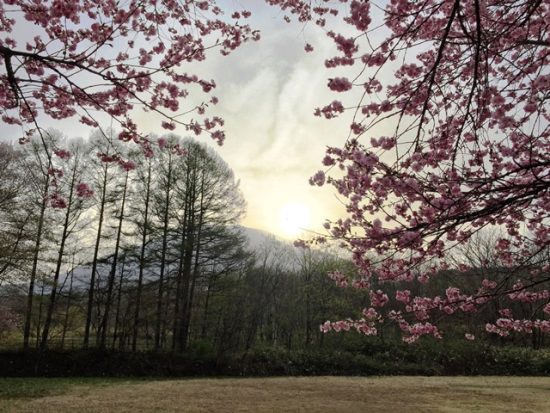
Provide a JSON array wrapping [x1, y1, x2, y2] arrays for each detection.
[[3, 3, 363, 240], [173, 5, 357, 239], [198, 17, 349, 238]]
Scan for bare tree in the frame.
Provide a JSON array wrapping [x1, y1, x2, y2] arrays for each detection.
[[41, 139, 90, 349]]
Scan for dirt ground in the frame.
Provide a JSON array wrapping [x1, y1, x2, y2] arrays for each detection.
[[2, 376, 550, 412]]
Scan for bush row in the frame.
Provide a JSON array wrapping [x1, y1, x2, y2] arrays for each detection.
[[0, 344, 548, 377]]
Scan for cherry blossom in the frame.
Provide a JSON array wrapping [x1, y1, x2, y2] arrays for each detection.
[[1, 0, 548, 341], [0, 0, 261, 148], [75, 182, 93, 199], [296, 0, 549, 341]]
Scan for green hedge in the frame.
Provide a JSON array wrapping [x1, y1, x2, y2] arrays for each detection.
[[0, 344, 548, 377]]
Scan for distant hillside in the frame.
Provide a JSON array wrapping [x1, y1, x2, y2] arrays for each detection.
[[55, 226, 301, 291], [0, 226, 334, 296]]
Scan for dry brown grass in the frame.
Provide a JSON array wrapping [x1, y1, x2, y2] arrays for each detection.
[[2, 376, 550, 413]]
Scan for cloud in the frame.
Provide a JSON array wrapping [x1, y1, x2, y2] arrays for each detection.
[[183, 22, 358, 237]]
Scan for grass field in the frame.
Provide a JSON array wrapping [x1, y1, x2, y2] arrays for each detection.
[[1, 376, 549, 412]]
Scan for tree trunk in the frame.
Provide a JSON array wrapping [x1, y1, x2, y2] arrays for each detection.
[[112, 260, 126, 349], [176, 194, 196, 351], [100, 171, 129, 349], [171, 218, 188, 352], [155, 153, 173, 351], [23, 163, 51, 350], [84, 164, 109, 347], [180, 180, 205, 351], [60, 259, 74, 349], [305, 273, 312, 346], [132, 159, 151, 351], [40, 161, 78, 350], [201, 271, 215, 340], [35, 278, 46, 349], [172, 164, 192, 352]]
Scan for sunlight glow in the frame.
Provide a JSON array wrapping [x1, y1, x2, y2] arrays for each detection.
[[279, 202, 310, 237]]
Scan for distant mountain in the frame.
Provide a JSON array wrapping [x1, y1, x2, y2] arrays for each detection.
[[240, 226, 305, 270], [240, 226, 293, 251], [0, 226, 309, 295], [64, 226, 299, 290]]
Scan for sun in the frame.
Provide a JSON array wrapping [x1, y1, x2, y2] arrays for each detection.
[[279, 202, 310, 237]]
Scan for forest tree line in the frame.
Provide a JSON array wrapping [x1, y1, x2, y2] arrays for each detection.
[[0, 130, 358, 355], [0, 131, 548, 359]]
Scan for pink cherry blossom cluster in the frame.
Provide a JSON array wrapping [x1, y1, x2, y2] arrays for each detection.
[[297, 0, 550, 341], [53, 149, 71, 160], [508, 287, 550, 304], [314, 100, 345, 119], [0, 0, 264, 150], [157, 138, 189, 156], [119, 160, 136, 172], [327, 77, 353, 92], [75, 182, 93, 199], [369, 290, 389, 308], [486, 318, 550, 336], [320, 307, 379, 336], [309, 170, 325, 186], [96, 152, 140, 171], [328, 270, 348, 288], [386, 310, 442, 343], [48, 191, 67, 209]]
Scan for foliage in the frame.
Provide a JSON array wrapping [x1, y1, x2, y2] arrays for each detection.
[[0, 131, 249, 352], [1, 0, 549, 352], [0, 344, 548, 377], [0, 0, 263, 147], [0, 143, 33, 284], [296, 0, 550, 342]]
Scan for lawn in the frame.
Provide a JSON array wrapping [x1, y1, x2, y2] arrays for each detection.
[[1, 376, 549, 412]]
